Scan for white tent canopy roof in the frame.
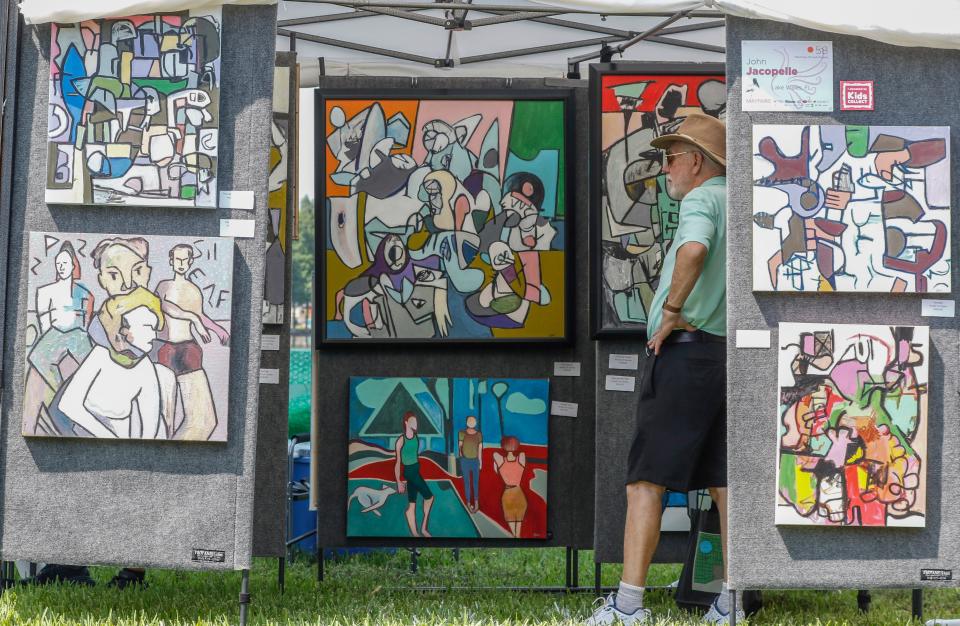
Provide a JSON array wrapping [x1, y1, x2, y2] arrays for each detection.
[[533, 0, 960, 50], [18, 0, 276, 24]]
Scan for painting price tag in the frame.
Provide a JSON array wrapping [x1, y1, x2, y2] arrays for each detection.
[[220, 219, 255, 239], [605, 375, 636, 393], [922, 299, 955, 318], [219, 190, 255, 210], [261, 334, 281, 351], [550, 401, 578, 418], [608, 354, 639, 370], [553, 362, 581, 377], [259, 368, 280, 384], [735, 330, 771, 349]]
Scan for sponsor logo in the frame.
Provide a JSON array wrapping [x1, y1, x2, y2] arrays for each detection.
[[191, 548, 226, 563], [920, 569, 952, 581], [841, 81, 874, 111]]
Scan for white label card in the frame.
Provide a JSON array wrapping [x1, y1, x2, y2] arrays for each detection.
[[259, 368, 280, 384], [219, 219, 255, 238], [605, 375, 636, 393], [261, 334, 281, 351], [735, 330, 772, 349], [922, 299, 955, 318], [608, 354, 639, 370], [550, 401, 579, 418], [741, 41, 834, 111], [553, 362, 581, 377], [218, 190, 255, 210]]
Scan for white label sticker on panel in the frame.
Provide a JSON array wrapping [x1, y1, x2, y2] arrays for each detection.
[[261, 334, 281, 351], [218, 190, 255, 210], [553, 362, 581, 377], [735, 330, 772, 349], [259, 368, 280, 384], [219, 219, 255, 238], [605, 375, 636, 393], [608, 354, 639, 370], [922, 299, 955, 318], [551, 401, 579, 418]]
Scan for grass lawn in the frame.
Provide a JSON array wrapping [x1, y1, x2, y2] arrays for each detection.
[[3, 548, 959, 625]]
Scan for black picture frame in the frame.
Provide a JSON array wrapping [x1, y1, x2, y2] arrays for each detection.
[[314, 88, 576, 346], [589, 62, 726, 339]]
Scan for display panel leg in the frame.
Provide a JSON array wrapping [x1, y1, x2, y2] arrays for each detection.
[[238, 569, 251, 626], [729, 588, 738, 626], [594, 562, 602, 596], [317, 546, 325, 583], [572, 549, 580, 589], [278, 557, 285, 594], [453, 548, 460, 563], [409, 548, 419, 574], [565, 547, 572, 589], [912, 588, 923, 621], [856, 590, 871, 612]]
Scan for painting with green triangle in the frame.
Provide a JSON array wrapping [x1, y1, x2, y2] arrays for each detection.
[[347, 376, 549, 539]]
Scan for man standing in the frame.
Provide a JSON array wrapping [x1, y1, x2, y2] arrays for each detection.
[[585, 113, 739, 624], [154, 243, 229, 440], [458, 415, 483, 513]]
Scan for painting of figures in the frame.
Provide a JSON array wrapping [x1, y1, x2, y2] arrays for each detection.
[[319, 92, 570, 343], [591, 65, 726, 335], [23, 232, 233, 441], [777, 323, 928, 527], [47, 11, 222, 207], [347, 377, 549, 539], [753, 125, 950, 292]]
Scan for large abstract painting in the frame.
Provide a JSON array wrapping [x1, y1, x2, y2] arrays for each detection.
[[47, 11, 222, 207], [347, 376, 549, 539], [753, 125, 951, 293], [23, 232, 234, 441], [319, 92, 570, 343], [591, 65, 726, 336], [777, 323, 928, 527], [263, 58, 296, 324]]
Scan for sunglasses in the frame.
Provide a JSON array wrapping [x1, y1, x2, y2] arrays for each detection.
[[662, 150, 696, 165]]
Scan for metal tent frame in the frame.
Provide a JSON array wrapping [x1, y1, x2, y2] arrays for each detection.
[[276, 0, 724, 76]]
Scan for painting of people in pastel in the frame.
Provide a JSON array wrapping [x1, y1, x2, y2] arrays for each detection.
[[347, 377, 549, 539], [47, 11, 222, 207], [320, 96, 568, 342], [777, 323, 928, 527], [22, 232, 233, 441], [753, 126, 950, 292], [597, 72, 725, 334]]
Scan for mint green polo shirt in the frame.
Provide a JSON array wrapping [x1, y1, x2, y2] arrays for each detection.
[[647, 176, 726, 337]]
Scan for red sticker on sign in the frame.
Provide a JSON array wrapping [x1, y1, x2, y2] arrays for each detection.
[[840, 80, 875, 111]]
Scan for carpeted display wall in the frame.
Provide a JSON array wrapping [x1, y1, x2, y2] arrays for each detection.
[[0, 4, 277, 571], [253, 50, 298, 559], [726, 17, 960, 589], [311, 76, 596, 550]]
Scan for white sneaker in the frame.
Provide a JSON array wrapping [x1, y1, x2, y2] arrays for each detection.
[[703, 598, 746, 624], [583, 593, 652, 625]]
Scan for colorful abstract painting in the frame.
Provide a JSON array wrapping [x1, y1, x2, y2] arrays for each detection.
[[777, 323, 928, 527], [594, 68, 725, 335], [22, 232, 234, 441], [263, 59, 295, 324], [47, 11, 222, 207], [320, 93, 569, 342], [753, 125, 950, 292], [347, 377, 549, 539]]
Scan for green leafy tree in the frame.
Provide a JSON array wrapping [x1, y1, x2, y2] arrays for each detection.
[[292, 195, 315, 307]]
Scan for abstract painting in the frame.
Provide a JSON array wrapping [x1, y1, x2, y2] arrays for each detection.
[[263, 58, 296, 324], [753, 125, 950, 292], [47, 11, 222, 207], [591, 65, 725, 336], [777, 323, 928, 527], [347, 376, 549, 539], [23, 232, 234, 441], [319, 91, 570, 343]]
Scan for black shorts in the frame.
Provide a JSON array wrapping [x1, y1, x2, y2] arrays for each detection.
[[626, 341, 727, 491], [403, 462, 434, 503]]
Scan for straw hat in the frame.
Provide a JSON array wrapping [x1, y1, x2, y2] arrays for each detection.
[[650, 112, 726, 167]]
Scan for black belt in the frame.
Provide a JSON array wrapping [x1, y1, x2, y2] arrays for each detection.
[[662, 330, 726, 345]]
